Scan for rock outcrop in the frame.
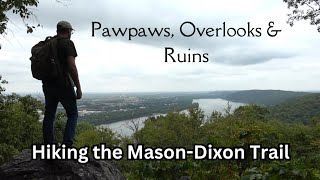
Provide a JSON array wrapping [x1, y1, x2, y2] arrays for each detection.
[[0, 149, 125, 180]]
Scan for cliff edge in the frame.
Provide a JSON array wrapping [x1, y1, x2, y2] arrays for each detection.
[[0, 149, 125, 180]]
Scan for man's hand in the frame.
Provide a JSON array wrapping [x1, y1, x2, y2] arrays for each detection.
[[67, 56, 82, 99], [76, 88, 82, 99]]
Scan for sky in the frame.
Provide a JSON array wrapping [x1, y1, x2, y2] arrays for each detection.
[[1, 0, 320, 93]]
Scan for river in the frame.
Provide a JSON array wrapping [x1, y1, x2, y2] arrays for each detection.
[[98, 98, 244, 136]]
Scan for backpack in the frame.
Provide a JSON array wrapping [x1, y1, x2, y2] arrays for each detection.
[[29, 36, 63, 81]]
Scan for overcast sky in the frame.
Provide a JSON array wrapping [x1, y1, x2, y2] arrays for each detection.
[[1, 0, 320, 93]]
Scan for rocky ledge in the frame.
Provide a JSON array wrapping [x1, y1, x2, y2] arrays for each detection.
[[0, 149, 125, 180]]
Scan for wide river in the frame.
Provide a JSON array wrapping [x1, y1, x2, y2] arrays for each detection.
[[98, 99, 244, 136]]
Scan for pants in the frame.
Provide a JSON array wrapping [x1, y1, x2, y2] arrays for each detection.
[[42, 84, 78, 147]]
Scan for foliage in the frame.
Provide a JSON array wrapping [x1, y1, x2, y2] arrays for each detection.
[[233, 104, 270, 121], [117, 104, 320, 179], [2, 76, 320, 179], [270, 93, 320, 124], [135, 106, 204, 148], [0, 75, 122, 164], [223, 90, 309, 106], [0, 0, 71, 50], [0, 77, 43, 164], [0, 75, 8, 94], [0, 0, 39, 35], [0, 143, 18, 165], [283, 0, 320, 32], [75, 125, 121, 148]]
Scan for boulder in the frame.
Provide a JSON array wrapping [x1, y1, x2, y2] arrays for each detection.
[[0, 149, 125, 180]]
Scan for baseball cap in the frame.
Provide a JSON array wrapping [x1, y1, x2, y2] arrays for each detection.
[[57, 21, 74, 30]]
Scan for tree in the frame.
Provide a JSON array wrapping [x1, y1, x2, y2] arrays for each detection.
[[0, 83, 43, 164], [233, 104, 270, 121], [0, 75, 8, 110], [284, 0, 320, 32], [0, 0, 40, 49], [0, 0, 39, 35], [0, 75, 8, 94], [1, 0, 68, 50]]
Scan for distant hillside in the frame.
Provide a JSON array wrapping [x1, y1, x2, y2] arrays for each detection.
[[270, 93, 320, 124], [222, 90, 310, 106]]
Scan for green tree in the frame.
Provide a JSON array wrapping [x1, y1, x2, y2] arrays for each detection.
[[233, 104, 270, 121], [0, 95, 42, 164], [0, 0, 67, 49], [75, 125, 121, 148], [0, 75, 8, 94], [283, 0, 320, 32], [133, 106, 206, 150], [0, 75, 8, 110], [0, 0, 40, 49], [0, 76, 43, 164], [0, 0, 39, 35]]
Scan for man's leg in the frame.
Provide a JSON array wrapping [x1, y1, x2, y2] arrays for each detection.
[[43, 86, 59, 145], [60, 86, 78, 147]]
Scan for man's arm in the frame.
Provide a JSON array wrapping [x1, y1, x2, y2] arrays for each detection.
[[67, 56, 82, 99]]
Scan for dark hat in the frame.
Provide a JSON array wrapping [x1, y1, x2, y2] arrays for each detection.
[[57, 21, 74, 30]]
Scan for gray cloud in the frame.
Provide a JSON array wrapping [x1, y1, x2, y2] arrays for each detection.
[[212, 47, 294, 65], [2, 0, 320, 93], [12, 0, 297, 66]]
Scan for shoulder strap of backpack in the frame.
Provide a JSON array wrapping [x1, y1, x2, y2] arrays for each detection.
[[51, 36, 66, 61], [50, 36, 73, 86], [50, 37, 59, 61], [50, 37, 64, 78]]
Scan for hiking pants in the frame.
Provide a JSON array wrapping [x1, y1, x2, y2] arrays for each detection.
[[42, 84, 78, 147]]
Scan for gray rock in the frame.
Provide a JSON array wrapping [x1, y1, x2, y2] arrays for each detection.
[[0, 149, 125, 180]]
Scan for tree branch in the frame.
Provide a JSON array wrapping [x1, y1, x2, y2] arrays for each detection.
[[306, 3, 315, 11]]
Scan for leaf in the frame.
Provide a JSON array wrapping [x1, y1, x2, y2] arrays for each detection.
[[27, 27, 33, 33]]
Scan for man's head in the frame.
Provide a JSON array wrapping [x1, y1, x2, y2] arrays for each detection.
[[57, 21, 74, 39]]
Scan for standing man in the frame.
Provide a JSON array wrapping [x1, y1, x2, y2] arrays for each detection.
[[42, 21, 82, 147]]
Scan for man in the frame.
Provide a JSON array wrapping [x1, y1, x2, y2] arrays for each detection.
[[42, 21, 82, 147]]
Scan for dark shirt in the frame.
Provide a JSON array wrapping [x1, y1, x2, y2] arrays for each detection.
[[42, 36, 77, 87]]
